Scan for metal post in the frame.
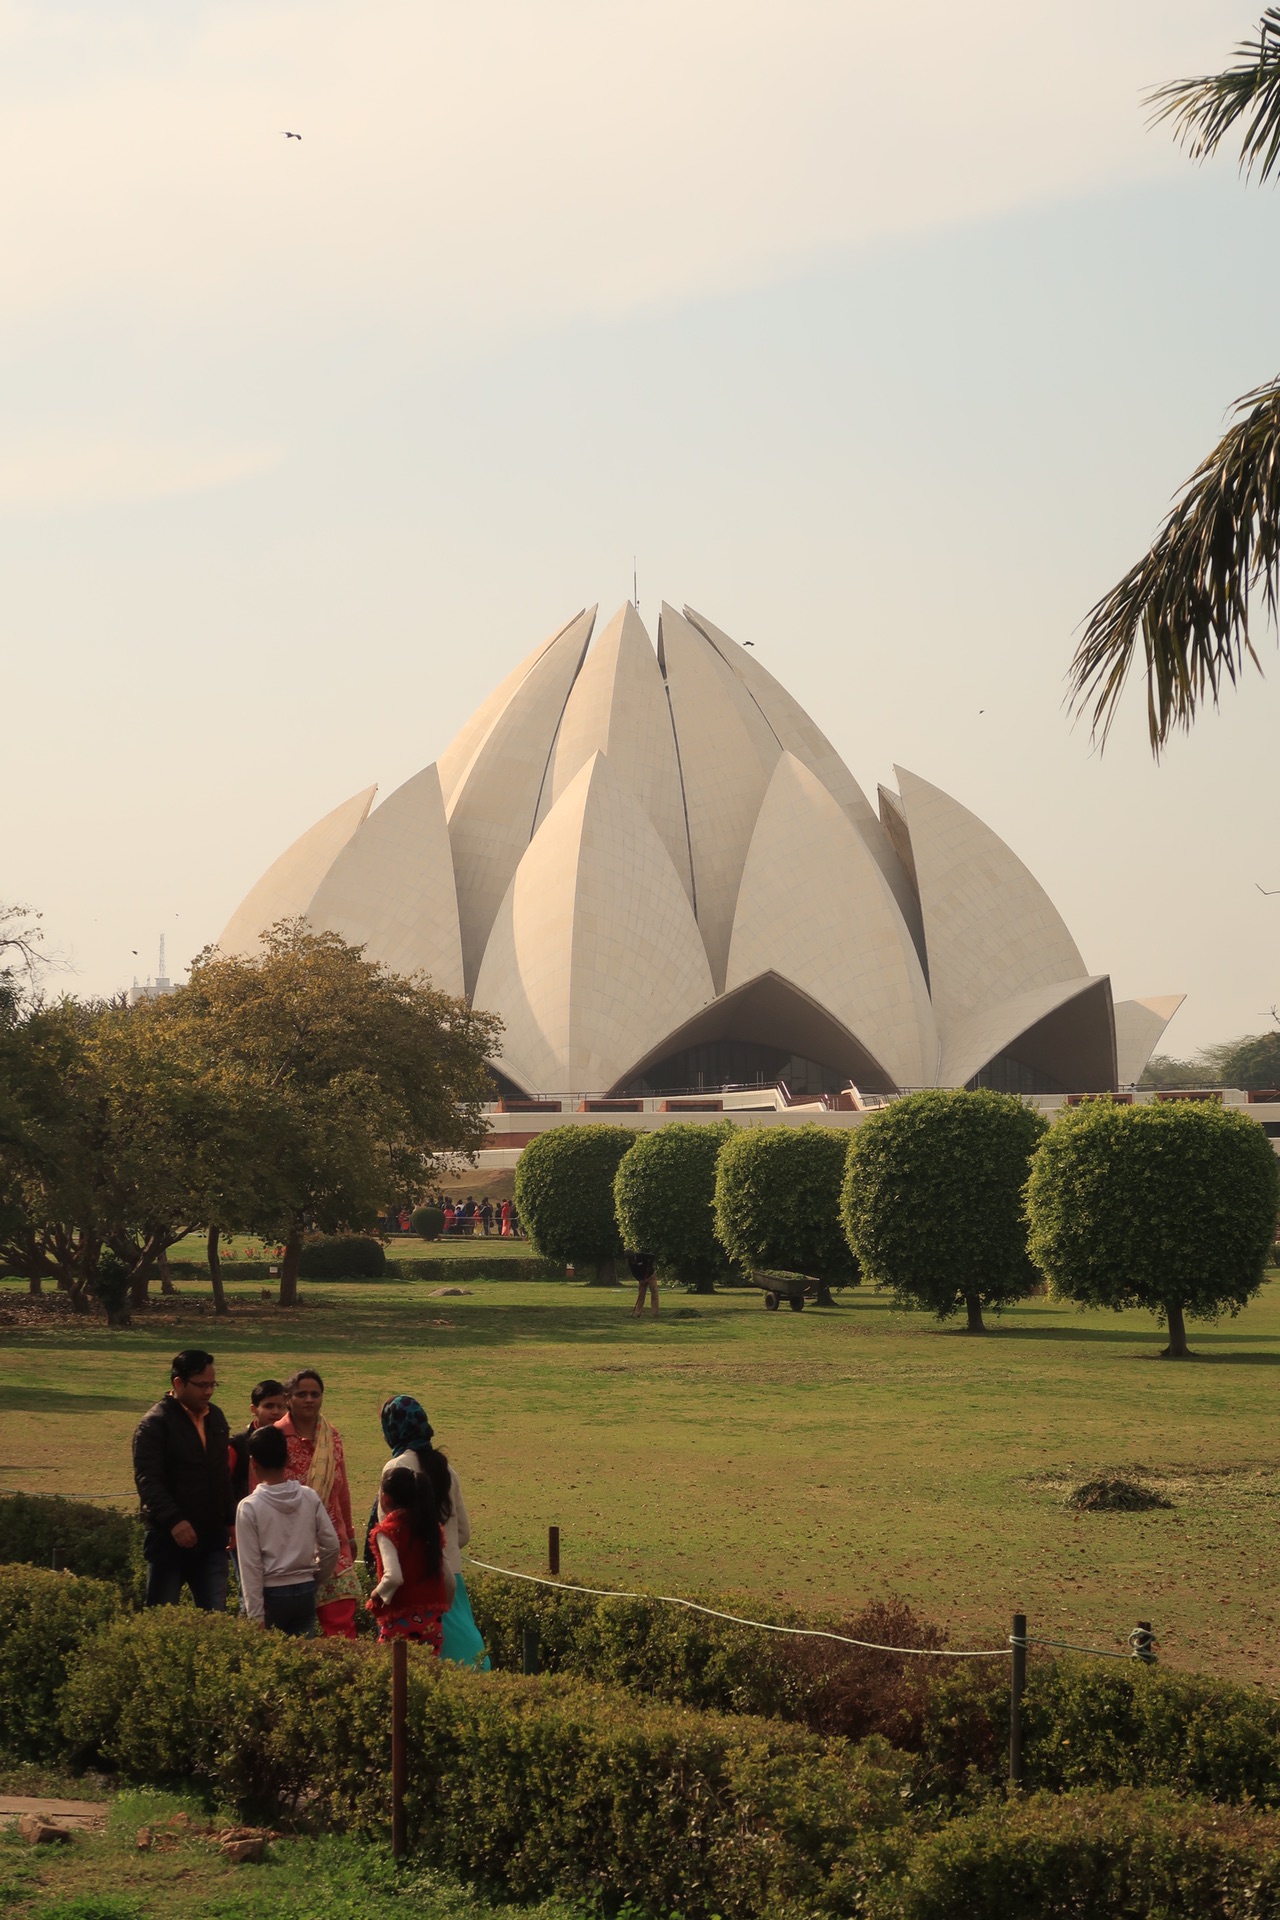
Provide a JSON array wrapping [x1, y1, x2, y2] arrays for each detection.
[[391, 1637, 407, 1860], [548, 1525, 560, 1576], [522, 1626, 540, 1675], [1009, 1612, 1026, 1790]]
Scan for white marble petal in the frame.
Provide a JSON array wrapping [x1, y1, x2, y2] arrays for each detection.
[[727, 755, 937, 1089], [445, 606, 596, 992], [938, 975, 1109, 1090], [306, 763, 464, 996], [895, 766, 1087, 1033], [217, 786, 376, 957], [537, 603, 693, 901], [684, 604, 925, 958], [656, 603, 780, 992], [473, 751, 714, 1093], [436, 608, 589, 813], [1114, 994, 1187, 1087]]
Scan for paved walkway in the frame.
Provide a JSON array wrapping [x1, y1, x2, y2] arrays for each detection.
[[0, 1795, 108, 1831]]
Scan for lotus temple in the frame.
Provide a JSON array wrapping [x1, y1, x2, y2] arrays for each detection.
[[220, 601, 1183, 1134]]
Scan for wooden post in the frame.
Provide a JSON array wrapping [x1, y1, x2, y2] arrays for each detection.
[[522, 1626, 540, 1675], [548, 1525, 560, 1576], [1009, 1612, 1026, 1790], [391, 1637, 407, 1860]]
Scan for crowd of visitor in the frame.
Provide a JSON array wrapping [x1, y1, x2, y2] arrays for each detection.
[[131, 1350, 488, 1665], [381, 1197, 525, 1237]]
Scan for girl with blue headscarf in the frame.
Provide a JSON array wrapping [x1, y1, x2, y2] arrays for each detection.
[[374, 1395, 489, 1669]]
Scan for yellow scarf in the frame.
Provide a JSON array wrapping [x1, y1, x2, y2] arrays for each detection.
[[306, 1415, 338, 1508]]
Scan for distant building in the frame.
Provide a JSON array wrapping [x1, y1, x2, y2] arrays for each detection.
[[217, 599, 1182, 1097], [128, 935, 175, 1007]]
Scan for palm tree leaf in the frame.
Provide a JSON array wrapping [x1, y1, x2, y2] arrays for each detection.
[[1149, 7, 1280, 181], [1070, 376, 1280, 752]]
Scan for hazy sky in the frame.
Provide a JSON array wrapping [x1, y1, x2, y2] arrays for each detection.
[[5, 1, 1278, 1053]]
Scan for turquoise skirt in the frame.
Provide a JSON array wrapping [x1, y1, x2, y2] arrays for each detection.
[[442, 1570, 490, 1670]]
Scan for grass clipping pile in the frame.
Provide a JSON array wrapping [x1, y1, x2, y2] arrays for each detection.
[[1065, 1476, 1172, 1513]]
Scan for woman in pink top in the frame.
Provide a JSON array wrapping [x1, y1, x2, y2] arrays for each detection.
[[263, 1367, 359, 1638]]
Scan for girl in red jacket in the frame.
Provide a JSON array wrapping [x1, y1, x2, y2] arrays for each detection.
[[366, 1465, 455, 1649]]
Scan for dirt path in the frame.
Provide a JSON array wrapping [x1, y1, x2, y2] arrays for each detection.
[[0, 1794, 108, 1831]]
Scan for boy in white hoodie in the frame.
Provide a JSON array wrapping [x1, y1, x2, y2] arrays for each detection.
[[235, 1423, 339, 1635]]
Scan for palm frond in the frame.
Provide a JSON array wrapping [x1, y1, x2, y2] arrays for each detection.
[[1070, 376, 1280, 753], [1149, 7, 1280, 180]]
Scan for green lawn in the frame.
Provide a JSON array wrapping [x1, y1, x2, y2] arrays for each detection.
[[0, 1778, 586, 1919], [3, 1268, 1280, 1686]]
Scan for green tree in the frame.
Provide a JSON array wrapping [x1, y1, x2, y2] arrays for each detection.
[[0, 994, 253, 1322], [514, 1125, 634, 1283], [713, 1124, 856, 1294], [1208, 1031, 1280, 1090], [841, 1089, 1047, 1333], [166, 921, 499, 1305], [1025, 1100, 1280, 1357], [613, 1122, 733, 1293], [1070, 11, 1280, 751]]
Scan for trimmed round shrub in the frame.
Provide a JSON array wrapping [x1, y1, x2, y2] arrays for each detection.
[[410, 1205, 444, 1241], [842, 1089, 1047, 1332], [297, 1233, 387, 1280], [515, 1125, 635, 1282], [713, 1124, 857, 1286], [1025, 1100, 1280, 1357], [614, 1122, 733, 1291]]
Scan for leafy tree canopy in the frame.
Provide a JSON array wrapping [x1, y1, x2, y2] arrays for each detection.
[[1025, 1100, 1280, 1357], [841, 1089, 1047, 1333], [713, 1124, 856, 1287], [1142, 1030, 1280, 1092], [162, 921, 499, 1304], [613, 1122, 733, 1292], [515, 1124, 634, 1282]]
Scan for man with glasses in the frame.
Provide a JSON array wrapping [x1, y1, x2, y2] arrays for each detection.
[[132, 1348, 232, 1611]]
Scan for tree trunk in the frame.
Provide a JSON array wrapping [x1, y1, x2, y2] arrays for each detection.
[[279, 1225, 303, 1307], [965, 1293, 986, 1334], [1163, 1300, 1190, 1358], [208, 1224, 228, 1316], [27, 1271, 42, 1297], [812, 1280, 836, 1307], [129, 1253, 153, 1310], [589, 1257, 619, 1286], [692, 1274, 717, 1295], [158, 1246, 175, 1295]]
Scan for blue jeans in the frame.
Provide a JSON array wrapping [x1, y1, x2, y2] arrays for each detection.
[[143, 1529, 229, 1611], [263, 1579, 317, 1637]]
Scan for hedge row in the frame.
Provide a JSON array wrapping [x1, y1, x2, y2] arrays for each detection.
[[170, 1254, 566, 1285], [467, 1571, 1280, 1805], [3, 1568, 914, 1919], [864, 1788, 1280, 1919], [7, 1570, 1280, 1917]]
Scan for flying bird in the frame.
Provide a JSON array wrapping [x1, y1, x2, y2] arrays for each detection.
[[742, 641, 755, 647], [1257, 884, 1279, 896], [281, 130, 302, 140]]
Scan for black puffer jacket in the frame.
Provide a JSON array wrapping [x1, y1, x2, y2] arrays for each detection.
[[132, 1394, 232, 1541]]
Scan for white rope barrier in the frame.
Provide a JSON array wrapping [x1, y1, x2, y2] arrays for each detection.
[[465, 1555, 1011, 1658]]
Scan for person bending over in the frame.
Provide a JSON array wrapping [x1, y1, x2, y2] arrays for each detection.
[[627, 1250, 659, 1318], [367, 1465, 455, 1649], [132, 1348, 232, 1611], [235, 1424, 339, 1636]]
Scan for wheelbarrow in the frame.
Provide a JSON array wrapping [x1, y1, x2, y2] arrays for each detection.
[[750, 1269, 821, 1312]]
